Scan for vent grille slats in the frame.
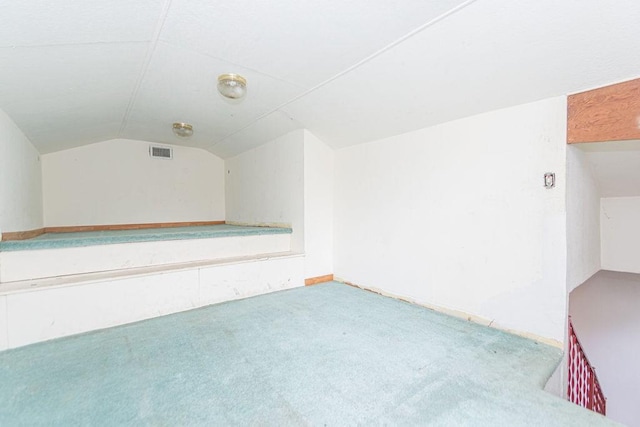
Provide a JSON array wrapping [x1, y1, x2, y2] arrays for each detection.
[[149, 145, 172, 159]]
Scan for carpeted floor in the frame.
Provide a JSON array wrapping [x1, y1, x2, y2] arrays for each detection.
[[0, 282, 616, 425]]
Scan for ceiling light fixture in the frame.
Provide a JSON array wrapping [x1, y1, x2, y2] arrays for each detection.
[[172, 122, 193, 137], [217, 73, 247, 99]]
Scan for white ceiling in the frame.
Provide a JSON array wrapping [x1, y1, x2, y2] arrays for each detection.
[[1, 0, 640, 157]]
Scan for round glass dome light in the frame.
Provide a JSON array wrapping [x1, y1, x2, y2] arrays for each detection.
[[172, 122, 193, 137], [217, 73, 247, 99]]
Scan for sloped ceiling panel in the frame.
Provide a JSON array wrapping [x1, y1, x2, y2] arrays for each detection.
[[0, 0, 165, 47], [0, 0, 165, 153], [0, 0, 640, 156], [211, 111, 303, 159], [159, 0, 469, 88], [0, 43, 149, 153], [280, 0, 640, 149], [121, 42, 306, 149]]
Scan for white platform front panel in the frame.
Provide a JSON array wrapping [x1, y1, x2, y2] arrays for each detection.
[[0, 234, 290, 282], [0, 296, 7, 351], [2, 254, 304, 350]]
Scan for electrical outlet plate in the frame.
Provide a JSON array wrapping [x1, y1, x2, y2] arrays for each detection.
[[544, 172, 555, 189]]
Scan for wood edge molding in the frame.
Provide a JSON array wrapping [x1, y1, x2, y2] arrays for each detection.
[[44, 220, 226, 233], [304, 274, 334, 286], [3, 221, 226, 240], [2, 228, 45, 241]]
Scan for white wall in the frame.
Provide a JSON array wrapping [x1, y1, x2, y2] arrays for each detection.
[[41, 139, 225, 226], [0, 108, 43, 234], [334, 97, 568, 343], [303, 130, 334, 278], [225, 130, 305, 252], [566, 146, 601, 292], [569, 270, 640, 427], [601, 196, 640, 274]]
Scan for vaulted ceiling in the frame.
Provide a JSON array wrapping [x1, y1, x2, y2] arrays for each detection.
[[1, 1, 640, 158]]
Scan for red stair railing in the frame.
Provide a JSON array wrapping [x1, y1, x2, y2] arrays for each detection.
[[567, 317, 606, 416]]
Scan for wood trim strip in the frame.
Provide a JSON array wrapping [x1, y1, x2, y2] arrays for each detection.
[[2, 221, 226, 241], [567, 77, 640, 144], [44, 221, 225, 234], [2, 228, 45, 241], [305, 274, 334, 286]]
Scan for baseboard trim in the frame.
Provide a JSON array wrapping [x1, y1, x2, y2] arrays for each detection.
[[2, 221, 226, 241], [2, 228, 45, 241], [336, 278, 562, 349], [305, 274, 334, 286]]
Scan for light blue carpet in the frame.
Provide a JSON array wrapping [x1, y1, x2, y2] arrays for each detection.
[[0, 282, 616, 425], [0, 224, 291, 251]]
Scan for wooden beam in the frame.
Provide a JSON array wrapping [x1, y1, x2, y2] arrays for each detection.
[[305, 274, 334, 286], [568, 78, 640, 144]]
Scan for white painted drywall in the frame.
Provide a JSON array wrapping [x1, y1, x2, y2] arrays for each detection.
[[601, 197, 640, 274], [569, 270, 640, 427], [303, 130, 334, 278], [225, 130, 305, 252], [41, 139, 225, 226], [0, 108, 43, 234], [566, 145, 601, 292], [0, 296, 7, 351], [334, 97, 568, 343]]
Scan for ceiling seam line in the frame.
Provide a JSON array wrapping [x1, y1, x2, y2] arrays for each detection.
[[156, 40, 309, 90], [208, 0, 481, 148], [117, 0, 174, 137]]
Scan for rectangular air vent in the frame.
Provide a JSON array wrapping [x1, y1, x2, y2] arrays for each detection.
[[149, 145, 173, 159]]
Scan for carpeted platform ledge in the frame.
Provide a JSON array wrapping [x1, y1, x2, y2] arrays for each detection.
[[0, 224, 294, 282], [0, 224, 292, 251], [0, 282, 617, 425]]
